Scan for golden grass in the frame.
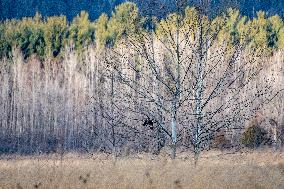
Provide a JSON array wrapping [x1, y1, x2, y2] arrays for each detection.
[[0, 150, 284, 189]]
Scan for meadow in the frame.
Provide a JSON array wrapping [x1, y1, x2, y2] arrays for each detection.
[[0, 150, 284, 189], [1, 2, 284, 189]]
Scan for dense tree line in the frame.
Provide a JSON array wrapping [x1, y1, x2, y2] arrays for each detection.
[[0, 2, 284, 158], [0, 41, 283, 156], [1, 2, 284, 60]]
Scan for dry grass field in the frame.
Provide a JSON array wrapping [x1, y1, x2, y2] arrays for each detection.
[[0, 150, 284, 189]]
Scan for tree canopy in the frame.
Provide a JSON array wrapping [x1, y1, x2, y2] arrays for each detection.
[[1, 2, 284, 60]]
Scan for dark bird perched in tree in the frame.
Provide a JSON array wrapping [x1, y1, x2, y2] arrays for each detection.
[[143, 118, 154, 130]]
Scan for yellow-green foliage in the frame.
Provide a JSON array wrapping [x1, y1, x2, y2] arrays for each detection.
[[267, 15, 284, 48], [0, 14, 68, 59], [1, 3, 284, 60], [183, 7, 199, 29], [247, 11, 269, 49], [210, 14, 226, 39], [156, 12, 180, 38], [215, 10, 284, 50], [107, 2, 143, 45], [0, 21, 12, 59], [44, 16, 68, 57], [156, 7, 205, 43], [14, 13, 46, 59], [69, 11, 95, 50], [94, 13, 110, 47], [217, 9, 242, 45], [278, 28, 284, 49], [235, 15, 249, 45], [94, 2, 144, 47]]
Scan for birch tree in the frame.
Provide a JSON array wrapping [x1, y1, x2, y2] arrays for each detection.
[[104, 1, 282, 159]]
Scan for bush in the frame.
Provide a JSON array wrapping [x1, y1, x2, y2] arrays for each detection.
[[212, 130, 231, 150], [241, 125, 270, 148]]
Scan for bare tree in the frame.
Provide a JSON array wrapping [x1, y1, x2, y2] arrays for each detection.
[[103, 1, 282, 160]]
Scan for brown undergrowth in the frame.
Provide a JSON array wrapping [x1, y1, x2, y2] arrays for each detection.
[[0, 150, 284, 189]]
